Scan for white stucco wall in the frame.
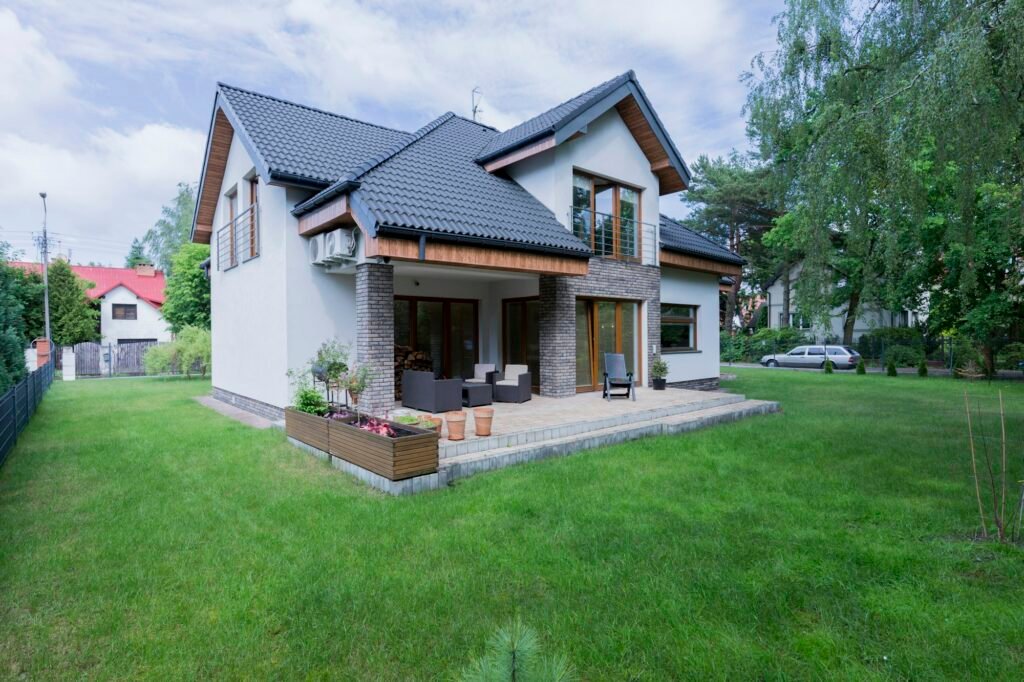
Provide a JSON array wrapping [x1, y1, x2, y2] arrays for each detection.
[[660, 268, 720, 382], [99, 285, 172, 346], [506, 108, 661, 266], [210, 133, 291, 408]]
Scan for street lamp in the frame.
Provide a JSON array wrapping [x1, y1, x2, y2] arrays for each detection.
[[39, 192, 51, 346]]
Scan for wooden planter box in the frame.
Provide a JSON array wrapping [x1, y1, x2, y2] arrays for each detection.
[[285, 408, 330, 452], [328, 417, 438, 480]]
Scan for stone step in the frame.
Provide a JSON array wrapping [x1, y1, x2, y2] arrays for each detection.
[[440, 398, 780, 483], [439, 391, 748, 461]]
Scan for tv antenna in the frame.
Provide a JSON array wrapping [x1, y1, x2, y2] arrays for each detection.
[[471, 87, 483, 121]]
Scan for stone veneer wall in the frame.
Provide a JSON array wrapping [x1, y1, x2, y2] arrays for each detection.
[[355, 262, 395, 417], [539, 258, 661, 397], [667, 377, 720, 391], [211, 387, 285, 421]]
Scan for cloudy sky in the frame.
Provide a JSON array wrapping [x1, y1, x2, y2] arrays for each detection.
[[0, 0, 782, 266]]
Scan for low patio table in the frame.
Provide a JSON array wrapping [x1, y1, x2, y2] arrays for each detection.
[[462, 382, 493, 407]]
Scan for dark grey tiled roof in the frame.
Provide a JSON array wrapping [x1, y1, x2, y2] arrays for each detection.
[[475, 71, 634, 161], [352, 114, 591, 256], [218, 83, 411, 185], [659, 214, 745, 265]]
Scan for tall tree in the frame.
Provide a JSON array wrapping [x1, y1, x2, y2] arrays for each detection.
[[0, 243, 30, 391], [747, 0, 1024, 357], [48, 260, 99, 347], [142, 183, 196, 275], [161, 243, 211, 332], [124, 238, 148, 268], [680, 153, 781, 332]]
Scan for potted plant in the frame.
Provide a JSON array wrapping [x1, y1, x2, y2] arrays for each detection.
[[651, 356, 669, 390], [341, 364, 372, 413], [284, 378, 331, 451]]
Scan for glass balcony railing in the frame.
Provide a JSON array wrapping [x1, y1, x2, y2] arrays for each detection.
[[570, 206, 648, 261]]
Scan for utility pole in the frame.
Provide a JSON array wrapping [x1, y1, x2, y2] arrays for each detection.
[[38, 192, 52, 345]]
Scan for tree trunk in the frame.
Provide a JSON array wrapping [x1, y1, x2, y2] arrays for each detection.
[[724, 275, 741, 334], [780, 265, 792, 328], [982, 343, 995, 376], [842, 289, 861, 346]]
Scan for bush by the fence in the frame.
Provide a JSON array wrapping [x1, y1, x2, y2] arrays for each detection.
[[997, 342, 1024, 370], [856, 328, 924, 360], [720, 327, 811, 363], [144, 326, 211, 378], [885, 344, 925, 367]]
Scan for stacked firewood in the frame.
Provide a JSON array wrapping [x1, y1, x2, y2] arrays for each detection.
[[394, 345, 433, 399]]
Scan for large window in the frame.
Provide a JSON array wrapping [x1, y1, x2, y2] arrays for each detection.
[[394, 296, 478, 384], [571, 172, 640, 260], [112, 304, 137, 321], [661, 303, 697, 353], [216, 182, 260, 271]]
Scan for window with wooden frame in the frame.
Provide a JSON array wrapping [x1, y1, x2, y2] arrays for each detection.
[[393, 296, 479, 384], [244, 176, 260, 261], [112, 303, 138, 321], [217, 188, 239, 271], [661, 303, 697, 353], [571, 171, 641, 260]]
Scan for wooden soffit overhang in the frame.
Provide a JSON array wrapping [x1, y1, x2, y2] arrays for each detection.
[[191, 108, 234, 245], [660, 248, 742, 277]]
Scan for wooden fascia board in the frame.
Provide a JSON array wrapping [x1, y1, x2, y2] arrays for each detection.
[[192, 107, 234, 244], [297, 194, 351, 236], [372, 236, 589, 276], [483, 135, 556, 172], [660, 248, 742, 276]]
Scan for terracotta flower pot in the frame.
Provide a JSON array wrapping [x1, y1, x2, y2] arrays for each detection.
[[445, 411, 467, 441], [473, 407, 494, 437], [426, 416, 443, 434]]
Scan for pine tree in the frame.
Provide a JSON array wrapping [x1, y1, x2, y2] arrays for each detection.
[[142, 183, 196, 275], [0, 243, 29, 391], [124, 238, 148, 267], [47, 260, 99, 347]]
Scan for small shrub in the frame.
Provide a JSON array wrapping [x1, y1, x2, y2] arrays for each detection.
[[917, 359, 928, 377], [144, 343, 177, 375], [886, 359, 898, 376], [823, 359, 834, 373], [855, 358, 866, 374], [719, 331, 746, 363], [885, 344, 924, 367], [996, 342, 1024, 370], [294, 385, 328, 416], [176, 326, 212, 377], [651, 356, 669, 379], [460, 617, 575, 682]]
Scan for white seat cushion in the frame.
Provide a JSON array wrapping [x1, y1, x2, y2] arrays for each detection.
[[503, 364, 528, 379], [473, 363, 495, 381], [495, 379, 518, 386], [464, 377, 486, 384]]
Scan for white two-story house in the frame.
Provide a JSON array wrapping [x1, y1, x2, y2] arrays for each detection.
[[190, 71, 744, 419]]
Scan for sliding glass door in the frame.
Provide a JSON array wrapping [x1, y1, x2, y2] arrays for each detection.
[[503, 298, 540, 389], [575, 299, 638, 391], [394, 297, 478, 389]]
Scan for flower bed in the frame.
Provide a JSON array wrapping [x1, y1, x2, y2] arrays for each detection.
[[328, 416, 438, 480], [284, 408, 331, 452]]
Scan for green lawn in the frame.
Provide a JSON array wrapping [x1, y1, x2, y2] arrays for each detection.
[[1, 372, 1022, 680]]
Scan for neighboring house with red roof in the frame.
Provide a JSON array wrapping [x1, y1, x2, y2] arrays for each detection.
[[11, 261, 172, 347]]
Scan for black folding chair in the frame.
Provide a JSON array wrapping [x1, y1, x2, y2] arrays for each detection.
[[603, 353, 635, 401]]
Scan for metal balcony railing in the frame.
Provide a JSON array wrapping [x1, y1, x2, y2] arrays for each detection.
[[570, 206, 648, 261], [216, 204, 260, 271]]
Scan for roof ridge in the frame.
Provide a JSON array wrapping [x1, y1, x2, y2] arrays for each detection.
[[448, 113, 499, 132], [216, 82, 411, 136]]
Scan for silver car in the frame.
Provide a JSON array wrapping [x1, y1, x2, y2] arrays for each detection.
[[760, 345, 861, 370]]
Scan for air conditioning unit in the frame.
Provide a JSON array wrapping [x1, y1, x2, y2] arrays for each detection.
[[323, 227, 357, 262], [308, 233, 327, 266]]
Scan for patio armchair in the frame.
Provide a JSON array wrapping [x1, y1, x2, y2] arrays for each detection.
[[401, 370, 462, 413], [463, 363, 497, 385], [491, 364, 532, 403], [603, 353, 635, 401]]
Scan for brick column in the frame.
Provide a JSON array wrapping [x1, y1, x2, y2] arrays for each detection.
[[645, 293, 661, 388], [538, 275, 576, 397], [356, 262, 394, 416]]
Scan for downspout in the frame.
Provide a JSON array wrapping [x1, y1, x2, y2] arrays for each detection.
[[418, 234, 426, 261]]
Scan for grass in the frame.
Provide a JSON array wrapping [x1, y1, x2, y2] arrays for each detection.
[[1, 371, 1023, 679]]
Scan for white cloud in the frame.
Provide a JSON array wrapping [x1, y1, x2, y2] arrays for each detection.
[[0, 125, 205, 265], [0, 8, 76, 133]]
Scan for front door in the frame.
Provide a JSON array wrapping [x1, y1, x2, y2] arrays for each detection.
[[575, 299, 638, 392]]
